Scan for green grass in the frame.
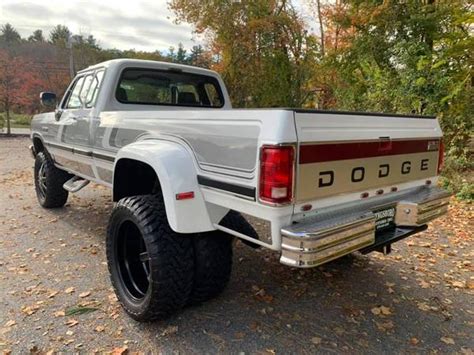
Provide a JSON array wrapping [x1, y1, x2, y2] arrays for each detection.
[[0, 112, 32, 129]]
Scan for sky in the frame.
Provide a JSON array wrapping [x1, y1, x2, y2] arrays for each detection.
[[0, 0, 317, 52], [0, 0, 203, 51]]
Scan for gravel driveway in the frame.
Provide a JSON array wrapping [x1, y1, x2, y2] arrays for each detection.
[[0, 137, 472, 354]]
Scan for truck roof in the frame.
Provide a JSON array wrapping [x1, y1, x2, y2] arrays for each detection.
[[78, 58, 219, 77]]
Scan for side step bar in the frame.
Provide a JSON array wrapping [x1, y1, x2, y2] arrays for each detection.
[[63, 176, 90, 193]]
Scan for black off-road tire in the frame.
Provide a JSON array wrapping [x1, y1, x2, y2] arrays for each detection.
[[107, 194, 194, 322], [189, 230, 233, 305], [189, 211, 259, 305], [34, 151, 69, 208]]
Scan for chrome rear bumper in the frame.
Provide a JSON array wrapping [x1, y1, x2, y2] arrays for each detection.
[[280, 186, 451, 268]]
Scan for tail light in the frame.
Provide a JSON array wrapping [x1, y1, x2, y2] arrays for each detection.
[[259, 145, 295, 204], [437, 140, 445, 174]]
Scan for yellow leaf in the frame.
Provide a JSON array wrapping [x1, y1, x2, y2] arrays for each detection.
[[5, 320, 16, 327], [451, 281, 466, 288], [441, 337, 455, 345], [66, 319, 79, 327]]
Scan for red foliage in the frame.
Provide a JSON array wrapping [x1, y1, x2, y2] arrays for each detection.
[[0, 49, 49, 115]]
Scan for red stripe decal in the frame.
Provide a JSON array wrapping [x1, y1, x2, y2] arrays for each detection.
[[299, 139, 438, 164]]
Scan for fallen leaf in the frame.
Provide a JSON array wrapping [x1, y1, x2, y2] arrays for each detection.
[[410, 337, 419, 345], [161, 325, 178, 336], [65, 287, 75, 294], [451, 281, 466, 289], [417, 302, 431, 312], [54, 310, 66, 317], [66, 319, 79, 327], [95, 325, 105, 333], [21, 305, 40, 316], [371, 307, 381, 315], [311, 336, 322, 345], [371, 306, 392, 316], [441, 337, 455, 345], [5, 320, 16, 327], [111, 346, 128, 355], [419, 280, 430, 289], [376, 320, 394, 332], [79, 291, 91, 298], [108, 293, 118, 303]]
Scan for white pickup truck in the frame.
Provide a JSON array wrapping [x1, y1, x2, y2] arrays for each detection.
[[30, 59, 450, 321]]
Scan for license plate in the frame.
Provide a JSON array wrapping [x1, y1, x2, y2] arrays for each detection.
[[374, 206, 396, 231]]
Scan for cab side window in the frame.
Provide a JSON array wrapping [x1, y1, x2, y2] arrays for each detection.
[[65, 76, 85, 109], [79, 74, 94, 106], [85, 70, 105, 108]]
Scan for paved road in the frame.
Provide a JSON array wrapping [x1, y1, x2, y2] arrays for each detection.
[[0, 137, 472, 354]]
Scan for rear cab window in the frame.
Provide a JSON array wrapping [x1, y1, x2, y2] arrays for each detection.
[[116, 68, 224, 108]]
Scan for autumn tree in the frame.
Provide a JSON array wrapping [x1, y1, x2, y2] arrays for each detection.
[[170, 0, 318, 107], [0, 50, 46, 135], [310, 0, 472, 196]]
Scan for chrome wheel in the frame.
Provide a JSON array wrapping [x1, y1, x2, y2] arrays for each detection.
[[37, 162, 47, 199]]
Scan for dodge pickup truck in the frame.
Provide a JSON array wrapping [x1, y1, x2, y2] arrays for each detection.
[[30, 59, 451, 321]]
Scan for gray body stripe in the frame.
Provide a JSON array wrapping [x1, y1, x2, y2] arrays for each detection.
[[46, 142, 115, 163]]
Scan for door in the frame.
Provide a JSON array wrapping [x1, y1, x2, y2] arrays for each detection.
[[55, 73, 95, 177]]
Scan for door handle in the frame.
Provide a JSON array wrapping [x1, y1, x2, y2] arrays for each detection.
[[41, 126, 49, 132], [55, 109, 62, 121]]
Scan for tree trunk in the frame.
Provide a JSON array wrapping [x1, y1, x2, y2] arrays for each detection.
[[316, 0, 325, 56], [6, 106, 11, 136]]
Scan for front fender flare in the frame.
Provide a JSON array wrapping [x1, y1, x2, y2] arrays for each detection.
[[114, 140, 216, 233]]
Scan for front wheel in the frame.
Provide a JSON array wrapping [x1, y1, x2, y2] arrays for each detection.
[[34, 152, 69, 208], [106, 194, 194, 321]]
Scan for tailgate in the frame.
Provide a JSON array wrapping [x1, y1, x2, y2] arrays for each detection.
[[294, 110, 443, 202]]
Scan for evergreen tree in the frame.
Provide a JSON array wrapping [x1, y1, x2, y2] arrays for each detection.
[[0, 24, 22, 45], [28, 29, 45, 42]]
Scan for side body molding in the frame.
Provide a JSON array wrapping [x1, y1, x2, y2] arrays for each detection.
[[114, 140, 220, 233]]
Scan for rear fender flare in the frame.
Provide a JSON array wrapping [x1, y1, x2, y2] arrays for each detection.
[[114, 140, 218, 233]]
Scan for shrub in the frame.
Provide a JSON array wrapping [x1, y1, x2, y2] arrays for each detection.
[[12, 113, 32, 126]]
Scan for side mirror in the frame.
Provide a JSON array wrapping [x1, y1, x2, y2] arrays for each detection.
[[40, 92, 57, 108]]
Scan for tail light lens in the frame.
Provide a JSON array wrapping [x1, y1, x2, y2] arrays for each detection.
[[437, 140, 445, 174], [259, 145, 295, 204]]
